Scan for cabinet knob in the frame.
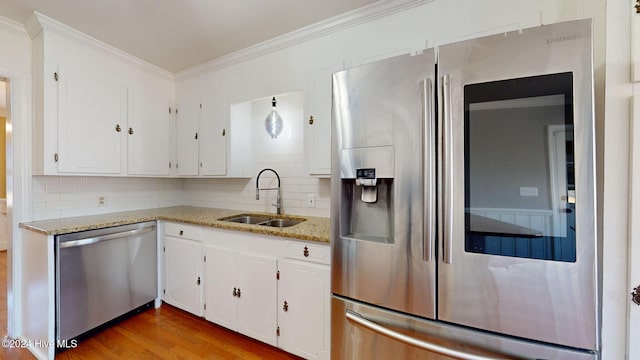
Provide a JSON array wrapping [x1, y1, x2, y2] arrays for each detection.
[[635, 0, 640, 14], [633, 285, 640, 306], [115, 124, 122, 132], [194, 132, 198, 140], [233, 287, 237, 297], [237, 288, 241, 298], [197, 276, 201, 286], [303, 246, 309, 257], [222, 129, 226, 136], [128, 127, 134, 135], [179, 230, 184, 236], [308, 116, 314, 125], [283, 300, 289, 312]]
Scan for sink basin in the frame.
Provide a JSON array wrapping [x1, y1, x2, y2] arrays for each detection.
[[258, 219, 304, 228], [219, 214, 306, 228], [223, 215, 271, 224]]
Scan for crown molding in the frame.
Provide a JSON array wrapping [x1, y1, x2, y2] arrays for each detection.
[[176, 0, 431, 81], [0, 14, 28, 37], [26, 11, 174, 81]]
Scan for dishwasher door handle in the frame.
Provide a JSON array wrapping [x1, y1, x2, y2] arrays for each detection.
[[59, 226, 156, 248]]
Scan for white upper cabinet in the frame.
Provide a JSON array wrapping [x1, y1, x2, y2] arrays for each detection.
[[30, 14, 175, 177], [198, 87, 227, 176], [175, 83, 200, 176], [56, 63, 125, 174], [304, 62, 342, 177], [127, 87, 173, 176], [174, 77, 252, 178]]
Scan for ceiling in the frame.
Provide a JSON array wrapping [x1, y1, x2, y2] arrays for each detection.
[[0, 0, 379, 73]]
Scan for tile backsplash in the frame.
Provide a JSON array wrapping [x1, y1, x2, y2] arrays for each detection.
[[31, 91, 331, 221], [31, 176, 184, 220]]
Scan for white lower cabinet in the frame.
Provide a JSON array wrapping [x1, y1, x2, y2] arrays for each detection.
[[162, 222, 330, 358], [204, 245, 278, 346], [278, 258, 330, 360], [163, 236, 203, 316]]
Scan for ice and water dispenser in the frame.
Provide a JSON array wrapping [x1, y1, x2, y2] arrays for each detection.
[[339, 146, 394, 244]]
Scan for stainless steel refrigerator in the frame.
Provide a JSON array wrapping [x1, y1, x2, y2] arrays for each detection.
[[331, 19, 598, 359]]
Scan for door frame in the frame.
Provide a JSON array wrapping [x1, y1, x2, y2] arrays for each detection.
[[628, 94, 640, 359], [0, 70, 33, 338]]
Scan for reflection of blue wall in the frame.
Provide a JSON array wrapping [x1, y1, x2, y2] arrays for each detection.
[[467, 206, 576, 262]]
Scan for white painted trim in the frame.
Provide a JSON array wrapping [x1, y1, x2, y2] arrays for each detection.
[[0, 67, 33, 340], [468, 207, 554, 216], [176, 0, 431, 81], [628, 93, 640, 360], [0, 14, 27, 36], [632, 10, 640, 82], [26, 12, 174, 82]]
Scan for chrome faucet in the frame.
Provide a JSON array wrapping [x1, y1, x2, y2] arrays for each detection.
[[256, 168, 281, 215]]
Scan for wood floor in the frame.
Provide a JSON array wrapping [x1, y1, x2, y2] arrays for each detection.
[[0, 251, 302, 359]]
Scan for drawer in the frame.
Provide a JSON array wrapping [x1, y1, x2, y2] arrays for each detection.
[[285, 240, 330, 265], [164, 222, 202, 241]]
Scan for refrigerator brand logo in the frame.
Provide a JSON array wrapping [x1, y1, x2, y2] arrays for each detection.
[[546, 33, 582, 44]]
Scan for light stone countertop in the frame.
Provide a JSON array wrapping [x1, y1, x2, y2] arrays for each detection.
[[19, 206, 330, 243]]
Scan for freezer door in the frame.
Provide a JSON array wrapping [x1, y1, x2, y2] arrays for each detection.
[[331, 50, 437, 319], [332, 296, 597, 360], [437, 19, 597, 351]]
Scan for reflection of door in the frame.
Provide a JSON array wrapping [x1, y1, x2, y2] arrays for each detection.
[[629, 94, 640, 359], [548, 125, 569, 238]]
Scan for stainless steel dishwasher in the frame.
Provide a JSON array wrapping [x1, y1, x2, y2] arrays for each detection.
[[56, 221, 158, 343]]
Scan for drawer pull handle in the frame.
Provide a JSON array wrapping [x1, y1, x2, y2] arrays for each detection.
[[179, 230, 184, 236], [233, 287, 237, 297], [303, 246, 309, 257]]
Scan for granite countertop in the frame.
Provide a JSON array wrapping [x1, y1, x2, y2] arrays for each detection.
[[19, 206, 330, 243]]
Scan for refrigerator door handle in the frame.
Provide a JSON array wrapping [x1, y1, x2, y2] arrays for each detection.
[[346, 310, 502, 360], [423, 78, 435, 262], [440, 73, 454, 264]]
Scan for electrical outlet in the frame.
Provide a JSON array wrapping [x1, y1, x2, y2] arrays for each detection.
[[98, 196, 107, 207], [307, 194, 316, 208]]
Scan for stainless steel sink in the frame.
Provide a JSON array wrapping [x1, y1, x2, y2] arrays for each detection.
[[258, 219, 304, 228], [219, 214, 306, 228], [222, 215, 271, 224]]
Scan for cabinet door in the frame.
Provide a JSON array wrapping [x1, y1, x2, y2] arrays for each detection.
[[57, 64, 125, 174], [175, 97, 200, 176], [127, 88, 172, 176], [278, 259, 330, 360], [204, 246, 237, 330], [304, 63, 340, 176], [237, 253, 278, 346], [199, 88, 227, 176], [164, 237, 202, 316]]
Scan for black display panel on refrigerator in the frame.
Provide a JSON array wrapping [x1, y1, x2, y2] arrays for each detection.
[[464, 72, 576, 262]]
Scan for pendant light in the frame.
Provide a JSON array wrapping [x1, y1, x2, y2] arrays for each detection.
[[265, 97, 283, 139]]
